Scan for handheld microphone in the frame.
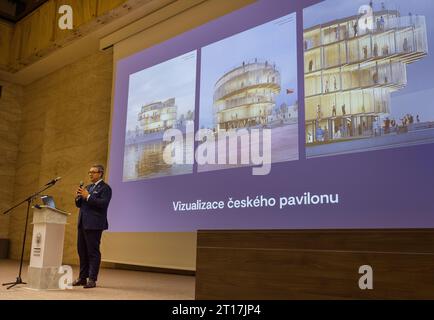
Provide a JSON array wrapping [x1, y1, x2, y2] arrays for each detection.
[[45, 176, 62, 186], [76, 181, 84, 201]]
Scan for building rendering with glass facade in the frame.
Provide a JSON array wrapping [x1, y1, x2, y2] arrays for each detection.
[[138, 98, 177, 133], [304, 9, 428, 143], [213, 60, 281, 130]]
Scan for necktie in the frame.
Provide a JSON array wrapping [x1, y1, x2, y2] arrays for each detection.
[[88, 184, 95, 193]]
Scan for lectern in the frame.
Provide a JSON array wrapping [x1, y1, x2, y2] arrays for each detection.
[[27, 205, 70, 290]]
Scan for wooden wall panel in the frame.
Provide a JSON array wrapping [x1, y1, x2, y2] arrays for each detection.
[[69, 0, 98, 25], [55, 0, 98, 42], [9, 23, 22, 70], [5, 0, 128, 72], [3, 0, 205, 73], [196, 229, 434, 299], [9, 1, 56, 70], [36, 0, 56, 52], [97, 0, 128, 16], [19, 13, 38, 62], [0, 22, 13, 68]]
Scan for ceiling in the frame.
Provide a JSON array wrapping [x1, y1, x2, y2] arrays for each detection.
[[0, 0, 49, 23]]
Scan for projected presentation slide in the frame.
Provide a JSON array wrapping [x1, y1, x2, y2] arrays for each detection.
[[303, 0, 434, 158], [108, 0, 434, 232], [123, 51, 197, 181], [198, 13, 298, 172]]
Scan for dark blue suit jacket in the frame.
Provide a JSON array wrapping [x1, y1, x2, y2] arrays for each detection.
[[75, 181, 112, 230]]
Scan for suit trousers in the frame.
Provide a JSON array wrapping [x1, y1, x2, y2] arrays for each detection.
[[77, 227, 103, 281]]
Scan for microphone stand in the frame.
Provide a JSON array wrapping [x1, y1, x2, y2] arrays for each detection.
[[2, 181, 59, 290]]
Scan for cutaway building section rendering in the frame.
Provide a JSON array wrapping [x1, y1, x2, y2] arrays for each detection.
[[213, 60, 281, 130], [304, 9, 428, 144]]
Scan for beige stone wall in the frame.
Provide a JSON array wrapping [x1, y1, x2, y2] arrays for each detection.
[[0, 81, 22, 239], [9, 50, 113, 264]]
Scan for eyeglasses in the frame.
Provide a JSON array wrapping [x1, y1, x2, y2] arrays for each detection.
[[88, 171, 101, 174]]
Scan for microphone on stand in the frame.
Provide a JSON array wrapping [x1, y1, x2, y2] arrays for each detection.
[[45, 176, 62, 186]]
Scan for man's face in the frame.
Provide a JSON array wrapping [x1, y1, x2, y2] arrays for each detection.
[[88, 167, 102, 183]]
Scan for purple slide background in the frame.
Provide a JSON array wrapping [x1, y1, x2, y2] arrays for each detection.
[[108, 0, 434, 232]]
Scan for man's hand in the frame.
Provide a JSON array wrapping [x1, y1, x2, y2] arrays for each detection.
[[77, 187, 90, 199]]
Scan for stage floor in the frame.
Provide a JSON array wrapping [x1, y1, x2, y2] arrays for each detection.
[[0, 259, 195, 300]]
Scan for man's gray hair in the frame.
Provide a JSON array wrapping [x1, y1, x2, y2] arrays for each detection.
[[92, 164, 105, 176]]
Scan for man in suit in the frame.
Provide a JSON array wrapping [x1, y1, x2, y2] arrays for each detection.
[[73, 164, 112, 288]]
